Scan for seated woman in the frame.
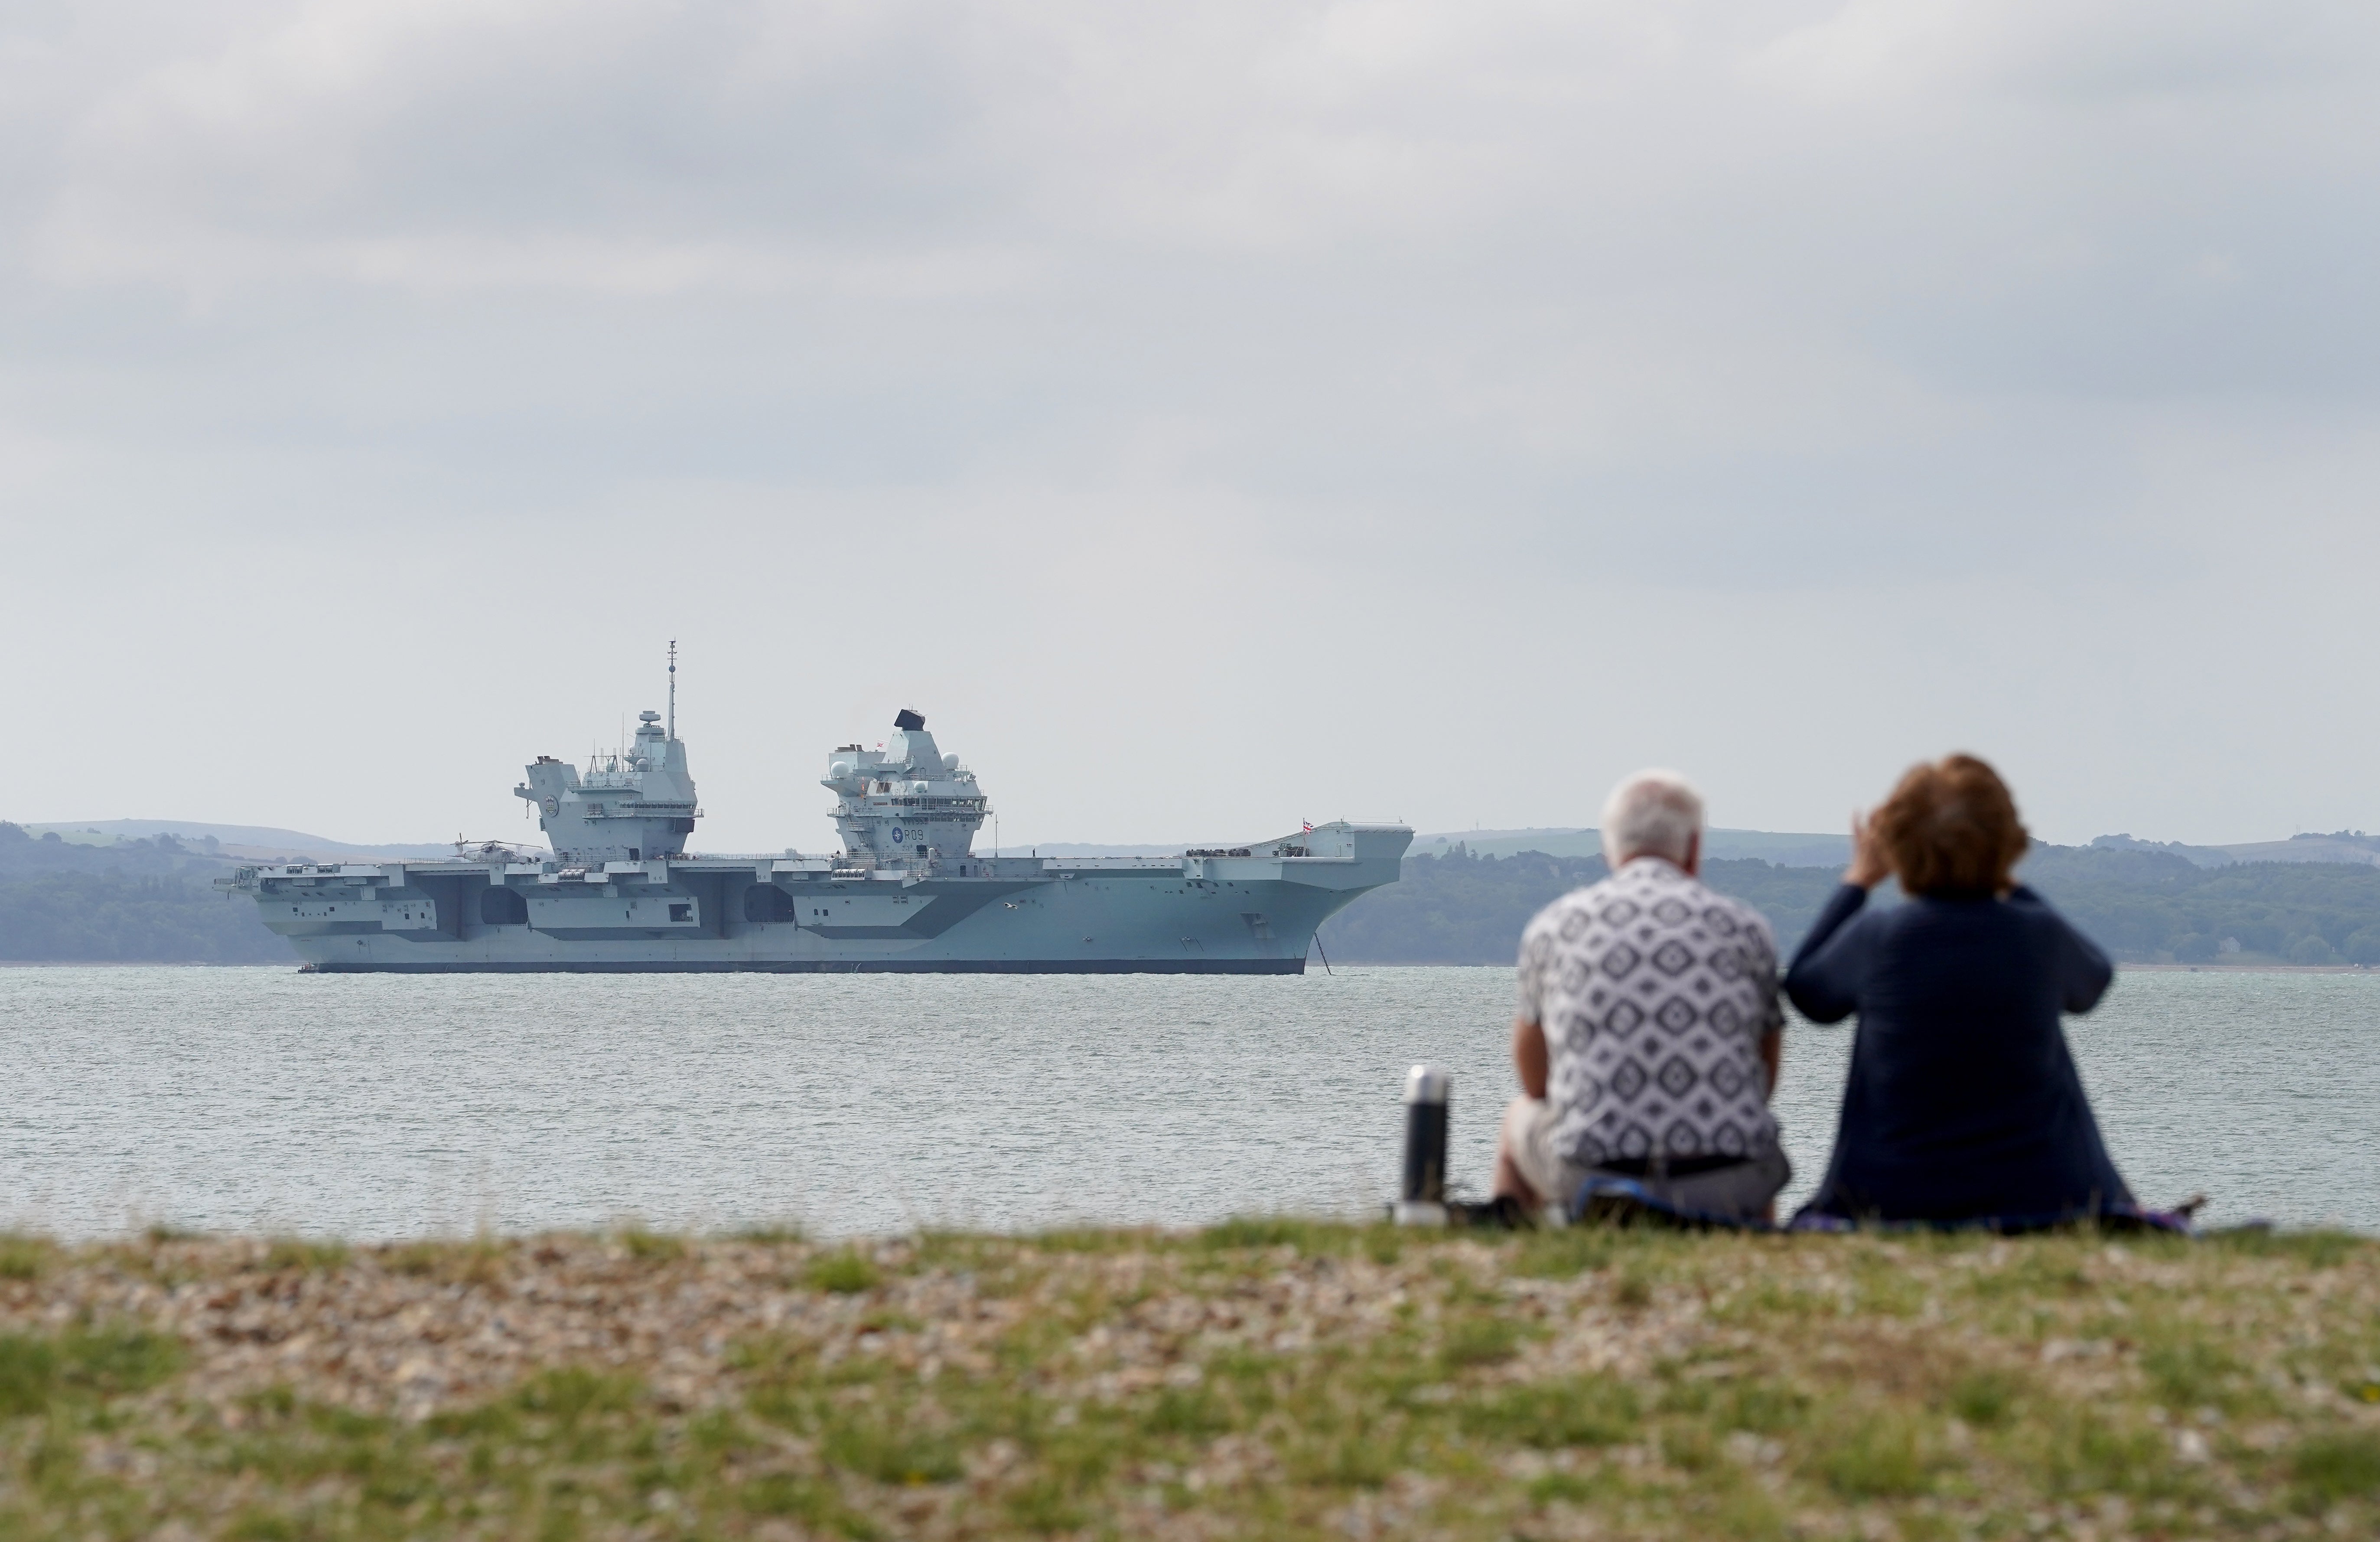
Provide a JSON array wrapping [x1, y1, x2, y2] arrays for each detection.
[[1785, 754, 2134, 1226]]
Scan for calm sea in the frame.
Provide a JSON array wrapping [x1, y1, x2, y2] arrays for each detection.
[[1, 967, 2371, 1239]]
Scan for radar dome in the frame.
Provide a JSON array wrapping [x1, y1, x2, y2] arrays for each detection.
[[943, 753, 961, 772], [830, 759, 854, 778]]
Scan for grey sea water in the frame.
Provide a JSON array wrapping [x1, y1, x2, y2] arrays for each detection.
[[1, 966, 2371, 1239]]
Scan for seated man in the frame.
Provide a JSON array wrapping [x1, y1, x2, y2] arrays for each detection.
[[1494, 769, 1791, 1221]]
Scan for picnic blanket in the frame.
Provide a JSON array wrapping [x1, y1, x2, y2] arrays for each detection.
[[1567, 1175, 2195, 1236]]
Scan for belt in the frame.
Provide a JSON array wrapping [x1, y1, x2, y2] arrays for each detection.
[[1596, 1153, 1750, 1178]]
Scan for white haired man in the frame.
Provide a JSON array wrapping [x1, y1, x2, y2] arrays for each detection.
[[1492, 769, 1790, 1221]]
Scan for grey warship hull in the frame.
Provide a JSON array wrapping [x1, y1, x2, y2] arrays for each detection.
[[240, 835, 1404, 975], [220, 687, 1409, 973]]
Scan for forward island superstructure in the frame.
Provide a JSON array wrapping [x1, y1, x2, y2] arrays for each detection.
[[219, 683, 1409, 973]]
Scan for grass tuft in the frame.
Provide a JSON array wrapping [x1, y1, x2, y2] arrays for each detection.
[[739, 1473, 876, 1537], [261, 1237, 350, 1274], [2205, 1227, 2368, 1267], [1511, 1227, 1614, 1278], [1439, 1314, 1525, 1369], [1529, 1470, 1597, 1504], [805, 1247, 882, 1294], [2290, 1430, 2380, 1506], [0, 1235, 52, 1281], [1025, 1226, 1166, 1254], [0, 1324, 184, 1417], [1005, 1473, 1086, 1531], [821, 1418, 963, 1485], [511, 1366, 641, 1424], [1944, 1367, 2025, 1427], [0, 1334, 57, 1418], [2041, 1409, 2172, 1497], [63, 1323, 185, 1395], [1458, 1376, 1639, 1448], [1719, 1378, 1813, 1434], [617, 1228, 685, 1262], [2140, 1335, 2239, 1410], [1812, 1412, 1934, 1498], [1198, 1215, 1352, 1254], [728, 1222, 807, 1243], [381, 1237, 508, 1284], [1143, 1382, 1231, 1437]]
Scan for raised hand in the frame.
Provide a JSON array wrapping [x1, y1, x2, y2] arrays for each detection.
[[1845, 809, 1892, 890]]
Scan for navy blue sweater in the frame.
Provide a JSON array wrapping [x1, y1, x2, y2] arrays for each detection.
[[1784, 883, 2132, 1224]]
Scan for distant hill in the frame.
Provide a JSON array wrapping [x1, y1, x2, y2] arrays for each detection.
[[2213, 835, 2380, 867], [1411, 828, 1851, 867], [23, 820, 455, 862], [2021, 845, 2380, 964], [0, 823, 292, 963], [1319, 841, 2380, 968], [2087, 831, 2380, 869], [1421, 827, 2380, 873], [1319, 848, 1843, 965]]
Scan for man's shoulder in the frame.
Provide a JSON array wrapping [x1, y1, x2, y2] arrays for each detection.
[[1622, 866, 1777, 954], [1522, 877, 1625, 942], [1524, 864, 1777, 951], [1681, 877, 1777, 945]]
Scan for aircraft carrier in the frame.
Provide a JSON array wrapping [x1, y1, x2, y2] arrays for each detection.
[[218, 667, 1409, 973]]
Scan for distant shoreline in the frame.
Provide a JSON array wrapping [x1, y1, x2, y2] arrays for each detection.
[[0, 960, 294, 969], [2119, 962, 2376, 974]]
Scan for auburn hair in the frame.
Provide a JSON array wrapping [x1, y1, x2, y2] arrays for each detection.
[[1872, 754, 2029, 897]]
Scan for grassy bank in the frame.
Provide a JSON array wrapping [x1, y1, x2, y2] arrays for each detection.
[[2, 1224, 2376, 1539]]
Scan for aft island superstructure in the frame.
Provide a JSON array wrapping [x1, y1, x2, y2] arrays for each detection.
[[220, 688, 1410, 973]]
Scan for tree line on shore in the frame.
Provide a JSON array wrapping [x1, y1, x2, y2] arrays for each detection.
[[0, 822, 291, 963], [10, 818, 2380, 967], [0, 871, 293, 963], [1316, 842, 2380, 967]]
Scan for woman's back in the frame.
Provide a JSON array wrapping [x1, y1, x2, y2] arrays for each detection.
[[1789, 886, 2125, 1221], [1784, 753, 2133, 1226]]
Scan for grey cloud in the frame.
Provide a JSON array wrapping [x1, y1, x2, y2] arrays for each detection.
[[6, 1, 2380, 848]]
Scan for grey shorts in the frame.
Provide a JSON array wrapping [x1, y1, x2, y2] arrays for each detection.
[[1502, 1096, 1790, 1221]]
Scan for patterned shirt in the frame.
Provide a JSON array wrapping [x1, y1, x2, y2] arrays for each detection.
[[1516, 857, 1783, 1167]]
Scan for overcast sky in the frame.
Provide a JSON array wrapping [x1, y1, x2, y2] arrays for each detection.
[[6, 0, 2379, 851]]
